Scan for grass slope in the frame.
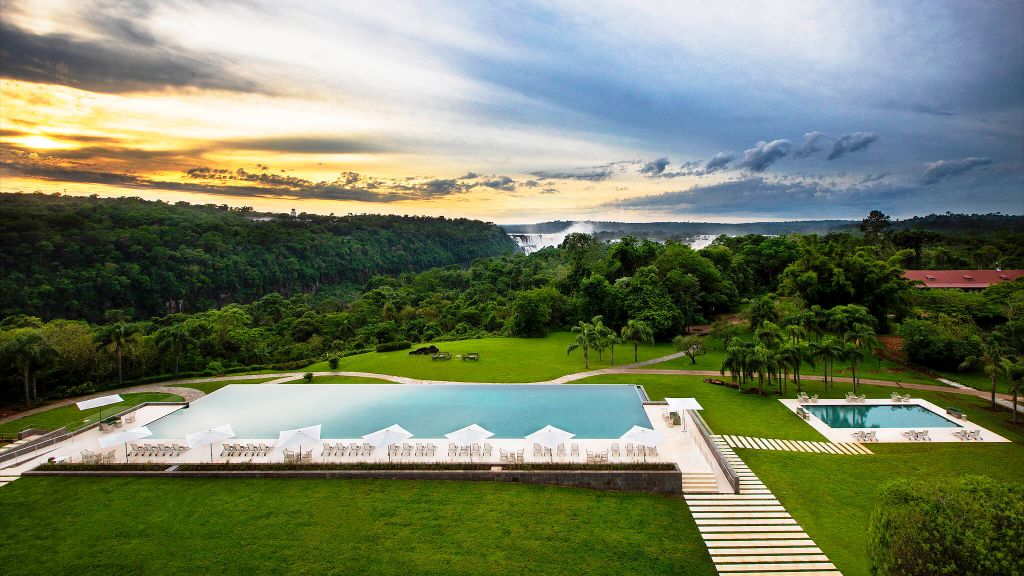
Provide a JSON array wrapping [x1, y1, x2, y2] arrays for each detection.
[[183, 378, 280, 395], [0, 393, 182, 434], [285, 376, 396, 384], [0, 478, 716, 576], [304, 332, 676, 382]]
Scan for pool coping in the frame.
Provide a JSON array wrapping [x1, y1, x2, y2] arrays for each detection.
[[779, 398, 1011, 443]]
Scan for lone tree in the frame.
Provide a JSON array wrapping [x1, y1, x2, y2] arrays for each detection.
[[94, 321, 140, 386], [859, 209, 892, 244], [673, 335, 706, 365], [567, 320, 596, 369], [620, 319, 654, 364]]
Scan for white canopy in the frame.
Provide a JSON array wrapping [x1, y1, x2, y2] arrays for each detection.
[[76, 394, 123, 410], [445, 424, 494, 446], [363, 424, 413, 448], [526, 425, 574, 449], [275, 425, 322, 452], [99, 426, 152, 448], [620, 425, 666, 447], [666, 398, 703, 412], [185, 424, 236, 449]]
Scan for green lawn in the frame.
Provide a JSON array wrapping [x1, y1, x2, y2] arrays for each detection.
[[303, 332, 676, 382], [0, 478, 716, 576], [742, 443, 1024, 576], [183, 378, 280, 395], [285, 375, 396, 384], [0, 393, 183, 434], [932, 367, 1011, 395]]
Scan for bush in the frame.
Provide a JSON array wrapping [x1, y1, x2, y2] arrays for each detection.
[[868, 475, 1024, 576], [302, 372, 314, 382], [375, 340, 412, 352], [897, 315, 983, 371], [327, 357, 339, 369]]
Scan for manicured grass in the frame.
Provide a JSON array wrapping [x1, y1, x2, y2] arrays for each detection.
[[577, 374, 827, 441], [0, 393, 182, 434], [742, 443, 1024, 576], [184, 378, 280, 395], [0, 478, 716, 576], [284, 375, 396, 384], [933, 367, 1011, 395], [303, 332, 676, 382]]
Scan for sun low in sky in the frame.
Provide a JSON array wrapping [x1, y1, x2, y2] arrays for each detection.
[[0, 0, 1022, 222]]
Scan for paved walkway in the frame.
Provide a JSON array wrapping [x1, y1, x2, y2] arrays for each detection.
[[687, 437, 843, 575], [718, 434, 872, 455]]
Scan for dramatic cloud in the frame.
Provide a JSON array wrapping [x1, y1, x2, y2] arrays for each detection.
[[704, 152, 735, 172], [0, 20, 263, 94], [476, 176, 516, 191], [919, 157, 993, 185], [217, 136, 387, 154], [737, 140, 792, 172], [792, 132, 827, 158], [528, 169, 612, 181], [827, 132, 879, 160], [639, 157, 670, 176]]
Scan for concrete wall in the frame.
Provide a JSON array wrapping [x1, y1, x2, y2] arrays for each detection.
[[26, 467, 683, 494]]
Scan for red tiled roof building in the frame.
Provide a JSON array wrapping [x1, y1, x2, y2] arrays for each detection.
[[903, 270, 1024, 289]]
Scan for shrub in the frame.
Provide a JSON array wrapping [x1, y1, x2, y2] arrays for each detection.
[[375, 340, 412, 352], [868, 475, 1024, 576], [327, 357, 339, 369], [302, 372, 314, 383], [898, 315, 983, 371]]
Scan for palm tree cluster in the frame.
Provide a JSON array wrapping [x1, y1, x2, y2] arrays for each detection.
[[720, 304, 882, 396], [568, 316, 648, 369]]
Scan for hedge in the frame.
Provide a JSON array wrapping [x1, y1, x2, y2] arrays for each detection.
[[376, 340, 412, 353]]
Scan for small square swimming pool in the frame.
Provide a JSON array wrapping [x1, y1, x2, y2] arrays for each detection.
[[146, 384, 653, 439], [804, 404, 962, 429]]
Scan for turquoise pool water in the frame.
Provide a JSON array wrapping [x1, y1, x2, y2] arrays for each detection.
[[805, 404, 961, 429], [146, 384, 652, 439]]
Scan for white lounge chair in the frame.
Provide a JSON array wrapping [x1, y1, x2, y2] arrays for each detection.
[[610, 443, 621, 458]]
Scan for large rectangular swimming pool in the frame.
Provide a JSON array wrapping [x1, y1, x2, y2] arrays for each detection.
[[805, 404, 962, 429], [146, 384, 652, 439]]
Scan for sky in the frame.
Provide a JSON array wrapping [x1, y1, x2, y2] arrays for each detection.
[[1, 0, 1022, 223]]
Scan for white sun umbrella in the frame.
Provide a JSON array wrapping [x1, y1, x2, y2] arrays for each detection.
[[76, 394, 123, 410], [275, 425, 322, 461], [665, 397, 704, 431], [98, 425, 152, 461], [620, 425, 666, 462], [363, 424, 413, 462], [445, 424, 493, 462], [526, 425, 574, 462], [185, 424, 236, 462]]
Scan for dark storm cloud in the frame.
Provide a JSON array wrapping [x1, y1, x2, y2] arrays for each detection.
[[827, 132, 879, 160], [529, 169, 612, 181], [704, 152, 736, 172], [737, 139, 792, 172], [413, 179, 465, 197], [792, 132, 827, 158], [0, 20, 263, 94], [919, 157, 993, 185], [639, 157, 670, 176], [476, 176, 516, 191]]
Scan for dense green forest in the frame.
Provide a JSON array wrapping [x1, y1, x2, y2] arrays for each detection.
[[1, 198, 1023, 409], [0, 193, 517, 321]]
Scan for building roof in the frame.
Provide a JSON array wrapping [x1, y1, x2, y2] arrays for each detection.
[[903, 269, 1024, 289]]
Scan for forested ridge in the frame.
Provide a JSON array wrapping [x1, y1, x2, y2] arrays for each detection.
[[0, 193, 517, 321], [1, 204, 1023, 409]]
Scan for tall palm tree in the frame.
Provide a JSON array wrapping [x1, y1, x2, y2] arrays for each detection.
[[999, 358, 1023, 424], [590, 316, 612, 361], [783, 324, 806, 345], [960, 335, 1006, 411], [754, 321, 782, 349], [154, 324, 195, 375], [0, 328, 55, 406], [721, 340, 755, 391], [567, 320, 596, 369], [779, 341, 807, 395], [810, 336, 842, 392], [95, 321, 140, 386], [621, 319, 654, 364]]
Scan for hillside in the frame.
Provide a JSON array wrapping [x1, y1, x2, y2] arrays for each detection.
[[0, 193, 518, 321]]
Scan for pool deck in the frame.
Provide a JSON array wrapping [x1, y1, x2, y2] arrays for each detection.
[[779, 398, 1010, 443]]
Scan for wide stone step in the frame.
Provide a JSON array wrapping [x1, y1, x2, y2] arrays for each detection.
[[693, 512, 793, 519], [705, 540, 816, 548], [689, 505, 786, 512], [686, 494, 780, 501], [715, 562, 837, 572], [695, 518, 798, 526], [713, 554, 831, 563], [699, 525, 805, 533], [702, 531, 810, 540]]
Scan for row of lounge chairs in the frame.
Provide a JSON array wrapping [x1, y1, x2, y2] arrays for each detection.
[[80, 449, 116, 463], [447, 443, 488, 458], [221, 443, 272, 457], [852, 431, 877, 442], [130, 443, 188, 457], [953, 429, 983, 441], [283, 449, 312, 463], [797, 392, 819, 403], [845, 393, 867, 403], [900, 429, 931, 441], [322, 442, 376, 457], [499, 449, 526, 463], [891, 392, 912, 402], [393, 443, 438, 457]]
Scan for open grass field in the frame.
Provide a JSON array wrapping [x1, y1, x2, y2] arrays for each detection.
[[284, 375, 396, 384], [0, 393, 183, 434], [302, 332, 676, 382], [0, 478, 716, 576]]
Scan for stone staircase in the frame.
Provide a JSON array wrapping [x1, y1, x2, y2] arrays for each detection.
[[684, 436, 843, 575], [720, 435, 872, 455], [0, 473, 19, 487], [682, 471, 720, 493]]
